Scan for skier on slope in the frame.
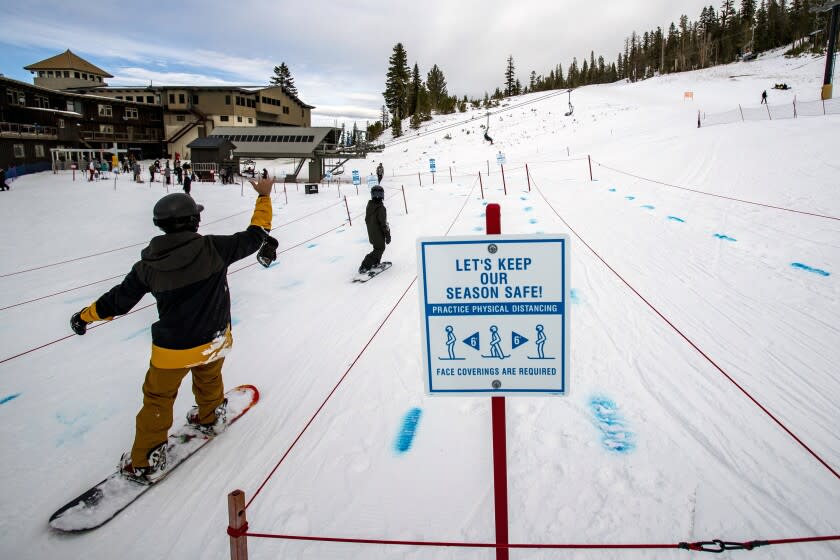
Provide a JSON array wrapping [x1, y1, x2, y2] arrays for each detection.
[[68, 177, 279, 484], [358, 185, 391, 274], [376, 162, 384, 184]]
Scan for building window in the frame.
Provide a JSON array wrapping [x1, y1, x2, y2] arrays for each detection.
[[34, 94, 49, 108], [35, 145, 45, 158], [13, 144, 25, 158], [225, 95, 230, 105], [282, 106, 290, 114], [47, 70, 54, 77], [99, 124, 113, 134], [125, 108, 138, 119], [176, 115, 186, 122], [126, 96, 133, 101], [178, 94, 185, 104], [38, 71, 44, 77], [64, 71, 70, 77], [82, 73, 88, 80], [237, 116, 242, 122], [58, 119, 65, 128], [74, 72, 80, 78], [7, 89, 25, 106], [98, 104, 112, 117], [220, 115, 229, 122], [248, 117, 253, 123], [146, 96, 154, 104], [169, 93, 175, 104], [116, 96, 123, 100], [191, 94, 198, 104]]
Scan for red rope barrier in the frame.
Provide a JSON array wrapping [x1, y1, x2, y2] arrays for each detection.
[[592, 160, 840, 221], [529, 172, 840, 481]]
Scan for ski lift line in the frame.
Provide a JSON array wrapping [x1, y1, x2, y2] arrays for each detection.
[[384, 89, 571, 148], [529, 171, 840, 481], [593, 160, 840, 221], [244, 177, 480, 509], [222, 530, 840, 552], [0, 209, 254, 280]]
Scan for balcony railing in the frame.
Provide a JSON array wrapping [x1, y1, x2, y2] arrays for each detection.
[[0, 122, 58, 137], [81, 131, 160, 142]]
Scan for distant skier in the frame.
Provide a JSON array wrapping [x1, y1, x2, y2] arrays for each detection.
[[761, 90, 768, 104], [358, 185, 391, 274], [484, 131, 494, 145], [68, 176, 276, 483], [164, 160, 171, 185], [0, 167, 10, 191], [376, 162, 384, 183]]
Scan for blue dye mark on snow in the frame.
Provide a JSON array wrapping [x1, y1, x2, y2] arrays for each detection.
[[713, 233, 737, 242], [55, 407, 115, 446], [395, 408, 422, 454], [523, 206, 534, 212], [328, 255, 343, 263], [589, 396, 635, 453], [608, 188, 616, 192], [473, 226, 483, 232], [569, 289, 581, 304], [641, 204, 655, 210], [625, 196, 635, 201], [520, 196, 528, 201], [0, 393, 21, 405], [528, 218, 538, 224], [307, 243, 318, 249], [667, 216, 685, 223], [791, 263, 830, 277]]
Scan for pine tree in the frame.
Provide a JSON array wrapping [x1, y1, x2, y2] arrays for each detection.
[[426, 64, 448, 111], [383, 43, 411, 120], [391, 114, 403, 138], [504, 55, 516, 96], [407, 63, 422, 116], [269, 63, 298, 96]]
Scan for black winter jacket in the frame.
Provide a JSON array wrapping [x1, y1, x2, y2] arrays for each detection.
[[365, 200, 390, 248]]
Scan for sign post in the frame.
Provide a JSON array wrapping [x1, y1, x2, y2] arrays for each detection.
[[352, 169, 360, 187], [430, 158, 436, 185], [417, 213, 570, 560]]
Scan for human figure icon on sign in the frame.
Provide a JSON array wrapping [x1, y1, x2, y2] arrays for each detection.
[[528, 324, 554, 360], [439, 325, 465, 360], [483, 325, 510, 359]]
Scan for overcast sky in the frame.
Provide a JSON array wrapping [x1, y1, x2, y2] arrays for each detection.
[[1, 0, 713, 126]]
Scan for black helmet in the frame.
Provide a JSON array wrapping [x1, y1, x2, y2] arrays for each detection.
[[153, 193, 203, 233], [371, 185, 385, 200]]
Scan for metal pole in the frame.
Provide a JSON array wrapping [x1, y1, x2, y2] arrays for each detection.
[[418, 172, 422, 187], [227, 490, 248, 560], [449, 166, 452, 182], [284, 184, 287, 204], [479, 171, 485, 199], [500, 164, 507, 195], [344, 196, 352, 226], [526, 163, 531, 192], [402, 185, 408, 214], [588, 155, 593, 181], [739, 105, 744, 121], [485, 203, 509, 560]]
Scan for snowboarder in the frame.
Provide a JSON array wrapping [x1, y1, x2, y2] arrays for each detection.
[[0, 167, 9, 191], [183, 164, 192, 195], [358, 185, 391, 274], [761, 90, 768, 104], [376, 163, 384, 183], [68, 176, 277, 483], [164, 160, 171, 185]]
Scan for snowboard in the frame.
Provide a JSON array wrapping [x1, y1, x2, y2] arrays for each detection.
[[48, 384, 259, 532], [353, 261, 392, 283]]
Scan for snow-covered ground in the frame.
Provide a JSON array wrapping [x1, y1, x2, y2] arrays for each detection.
[[1, 48, 838, 559]]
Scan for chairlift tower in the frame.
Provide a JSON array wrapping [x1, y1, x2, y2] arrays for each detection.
[[815, 0, 840, 99]]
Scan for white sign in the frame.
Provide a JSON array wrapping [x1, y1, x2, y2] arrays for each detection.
[[324, 171, 333, 180], [417, 234, 570, 395], [429, 158, 436, 173], [352, 170, 360, 185], [496, 152, 506, 165], [367, 174, 378, 187]]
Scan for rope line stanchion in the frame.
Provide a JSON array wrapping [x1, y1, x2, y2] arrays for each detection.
[[528, 171, 840, 481], [401, 185, 408, 215], [479, 172, 485, 199], [228, 490, 249, 560], [588, 154, 593, 181], [592, 159, 840, 221], [344, 196, 352, 226], [526, 163, 531, 192], [500, 164, 507, 195]]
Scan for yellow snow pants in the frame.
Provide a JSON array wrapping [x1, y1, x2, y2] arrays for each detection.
[[131, 358, 225, 466]]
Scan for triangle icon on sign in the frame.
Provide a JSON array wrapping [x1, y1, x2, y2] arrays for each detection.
[[511, 331, 529, 349], [463, 332, 480, 351]]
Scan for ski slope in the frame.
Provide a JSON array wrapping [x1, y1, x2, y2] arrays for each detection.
[[1, 48, 838, 559]]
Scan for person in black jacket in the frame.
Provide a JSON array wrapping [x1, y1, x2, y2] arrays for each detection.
[[358, 185, 391, 273], [0, 167, 9, 191], [69, 177, 277, 483], [376, 163, 384, 183]]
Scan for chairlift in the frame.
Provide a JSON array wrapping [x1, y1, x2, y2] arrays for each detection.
[[332, 166, 345, 175], [564, 89, 574, 117]]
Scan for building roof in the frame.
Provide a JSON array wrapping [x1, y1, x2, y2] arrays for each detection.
[[0, 76, 160, 107], [187, 136, 236, 149], [209, 126, 340, 158], [24, 50, 114, 78]]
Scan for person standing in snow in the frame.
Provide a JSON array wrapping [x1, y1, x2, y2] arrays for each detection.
[[761, 90, 768, 104], [183, 164, 192, 195], [358, 185, 391, 273], [164, 160, 171, 185], [0, 167, 10, 191], [376, 163, 384, 184], [68, 176, 278, 483]]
